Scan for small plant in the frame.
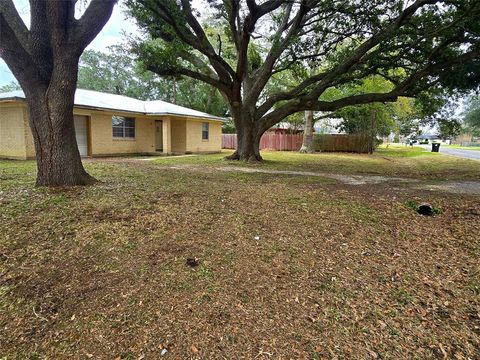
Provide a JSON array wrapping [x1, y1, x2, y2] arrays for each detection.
[[468, 282, 480, 296], [432, 206, 442, 215], [391, 288, 415, 305], [29, 353, 41, 360], [198, 266, 214, 279], [405, 200, 418, 210]]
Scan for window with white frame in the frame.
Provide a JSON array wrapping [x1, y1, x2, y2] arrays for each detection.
[[112, 116, 135, 138], [202, 122, 209, 140]]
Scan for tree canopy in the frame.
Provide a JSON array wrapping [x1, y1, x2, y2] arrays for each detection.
[[78, 46, 165, 101], [78, 45, 228, 117], [463, 95, 480, 135], [126, 0, 480, 160], [0, 81, 20, 93]]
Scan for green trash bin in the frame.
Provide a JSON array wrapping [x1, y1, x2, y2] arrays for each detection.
[[431, 143, 440, 152]]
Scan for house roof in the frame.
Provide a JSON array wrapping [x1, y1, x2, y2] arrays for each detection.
[[417, 134, 440, 139], [0, 89, 225, 121]]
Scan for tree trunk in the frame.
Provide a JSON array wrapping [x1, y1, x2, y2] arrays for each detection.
[[205, 86, 216, 114], [0, 0, 115, 187], [299, 111, 315, 153], [369, 109, 376, 154], [225, 109, 263, 162], [25, 60, 95, 186], [172, 78, 177, 104]]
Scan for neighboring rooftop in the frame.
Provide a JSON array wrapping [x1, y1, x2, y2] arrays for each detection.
[[417, 134, 440, 140], [0, 89, 225, 121]]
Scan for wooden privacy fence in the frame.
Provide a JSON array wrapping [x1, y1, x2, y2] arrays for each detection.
[[222, 133, 373, 153], [222, 134, 238, 149], [260, 133, 304, 151], [314, 133, 373, 153], [222, 133, 303, 151]]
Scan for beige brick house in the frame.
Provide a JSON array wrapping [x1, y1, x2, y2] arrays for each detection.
[[0, 89, 224, 160]]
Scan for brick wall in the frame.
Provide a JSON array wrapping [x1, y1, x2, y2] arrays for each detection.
[[0, 103, 28, 159], [186, 119, 222, 153], [1, 102, 222, 158], [89, 112, 156, 156]]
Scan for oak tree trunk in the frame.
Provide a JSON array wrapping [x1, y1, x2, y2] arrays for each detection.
[[0, 0, 116, 187], [225, 109, 263, 162], [25, 57, 95, 186], [299, 110, 315, 153]]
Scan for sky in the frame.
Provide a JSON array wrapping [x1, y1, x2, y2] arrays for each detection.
[[0, 0, 140, 87]]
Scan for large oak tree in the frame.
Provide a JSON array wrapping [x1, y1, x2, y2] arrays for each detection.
[[0, 0, 116, 186], [128, 0, 480, 161]]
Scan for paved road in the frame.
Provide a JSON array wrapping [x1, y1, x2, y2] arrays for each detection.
[[420, 145, 480, 161]]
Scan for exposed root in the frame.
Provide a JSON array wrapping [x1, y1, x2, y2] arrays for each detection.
[[299, 145, 315, 154], [224, 151, 263, 162], [224, 151, 240, 160], [247, 154, 263, 162]]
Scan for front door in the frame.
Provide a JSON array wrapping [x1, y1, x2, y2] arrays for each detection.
[[155, 120, 163, 151], [74, 115, 88, 156]]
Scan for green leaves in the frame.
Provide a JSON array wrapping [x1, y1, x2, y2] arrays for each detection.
[[78, 45, 166, 101], [463, 95, 480, 135], [77, 44, 228, 116]]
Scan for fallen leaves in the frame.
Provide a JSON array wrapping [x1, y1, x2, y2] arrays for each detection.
[[1, 158, 479, 359]]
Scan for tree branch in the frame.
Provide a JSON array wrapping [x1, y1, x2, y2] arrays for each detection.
[[259, 43, 480, 133], [146, 63, 230, 96], [244, 1, 311, 107], [224, 0, 241, 51], [0, 0, 29, 48], [236, 0, 284, 80], [0, 11, 45, 89], [73, 0, 117, 53], [179, 0, 236, 81]]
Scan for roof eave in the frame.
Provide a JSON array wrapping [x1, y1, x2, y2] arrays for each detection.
[[146, 112, 225, 122], [0, 97, 26, 103], [0, 95, 225, 121]]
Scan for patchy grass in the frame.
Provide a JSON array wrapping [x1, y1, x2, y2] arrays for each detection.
[[1, 158, 479, 359], [376, 144, 435, 157], [152, 146, 480, 180]]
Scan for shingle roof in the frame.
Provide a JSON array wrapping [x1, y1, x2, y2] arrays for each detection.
[[0, 89, 225, 121]]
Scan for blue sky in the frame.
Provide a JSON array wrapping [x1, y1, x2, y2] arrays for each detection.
[[0, 1, 138, 87]]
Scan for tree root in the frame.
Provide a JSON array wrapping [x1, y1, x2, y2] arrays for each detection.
[[224, 151, 240, 160], [224, 151, 263, 162]]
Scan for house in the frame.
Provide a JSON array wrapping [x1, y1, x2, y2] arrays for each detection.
[[0, 89, 224, 160], [416, 133, 440, 144], [269, 121, 303, 134]]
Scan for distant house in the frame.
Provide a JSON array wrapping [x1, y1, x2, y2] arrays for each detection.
[[417, 134, 440, 144], [0, 89, 224, 160], [269, 121, 303, 134]]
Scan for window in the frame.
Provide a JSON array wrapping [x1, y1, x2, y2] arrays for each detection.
[[202, 122, 209, 140], [112, 116, 135, 138]]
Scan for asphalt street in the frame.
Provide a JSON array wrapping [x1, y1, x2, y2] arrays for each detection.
[[420, 145, 480, 161]]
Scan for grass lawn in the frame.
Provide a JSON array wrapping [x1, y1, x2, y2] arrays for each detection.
[[152, 145, 480, 180], [1, 150, 479, 359]]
